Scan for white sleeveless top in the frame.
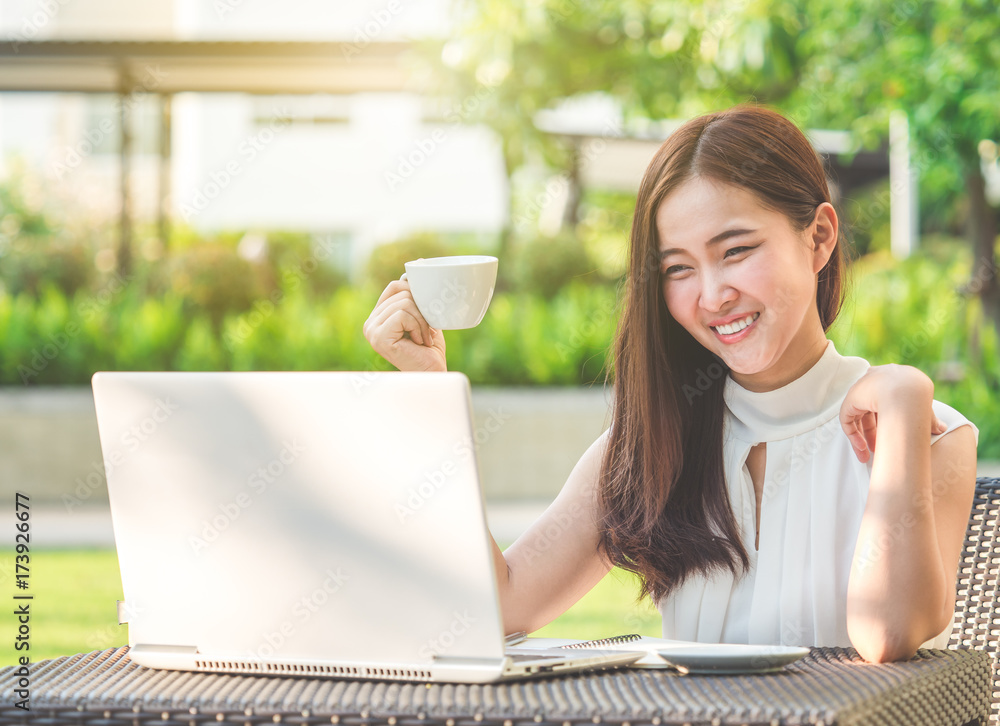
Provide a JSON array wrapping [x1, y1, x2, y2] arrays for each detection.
[[657, 338, 979, 649]]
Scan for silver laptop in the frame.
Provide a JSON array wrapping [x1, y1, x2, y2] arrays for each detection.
[[91, 371, 640, 683]]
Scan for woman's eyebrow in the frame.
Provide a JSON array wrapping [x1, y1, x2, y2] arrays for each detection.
[[659, 228, 758, 260]]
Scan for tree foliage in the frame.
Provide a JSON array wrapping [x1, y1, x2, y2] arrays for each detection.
[[786, 0, 1000, 329], [431, 0, 1000, 330]]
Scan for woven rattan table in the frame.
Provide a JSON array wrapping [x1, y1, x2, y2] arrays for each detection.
[[0, 645, 993, 726]]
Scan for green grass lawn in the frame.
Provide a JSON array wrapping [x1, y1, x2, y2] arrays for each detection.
[[1, 547, 661, 667], [1, 550, 126, 667]]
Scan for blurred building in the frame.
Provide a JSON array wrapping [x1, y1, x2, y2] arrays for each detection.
[[0, 0, 508, 278]]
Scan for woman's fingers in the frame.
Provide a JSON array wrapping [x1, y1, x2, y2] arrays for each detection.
[[852, 419, 871, 463], [390, 308, 428, 348], [382, 298, 432, 346], [849, 422, 869, 463], [374, 278, 410, 309], [380, 310, 448, 372], [862, 411, 877, 456], [840, 408, 876, 463], [844, 410, 946, 465], [365, 287, 432, 348], [370, 304, 427, 348]]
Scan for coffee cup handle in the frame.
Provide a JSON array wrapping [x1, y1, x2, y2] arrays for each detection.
[[399, 272, 408, 282]]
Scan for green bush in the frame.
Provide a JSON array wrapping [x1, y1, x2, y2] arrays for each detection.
[[0, 161, 96, 297], [164, 243, 269, 331], [506, 231, 601, 299], [364, 232, 452, 289], [0, 278, 620, 387], [0, 237, 93, 298], [257, 231, 350, 300], [447, 280, 618, 384]]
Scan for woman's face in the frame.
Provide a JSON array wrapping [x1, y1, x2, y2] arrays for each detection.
[[656, 176, 836, 392]]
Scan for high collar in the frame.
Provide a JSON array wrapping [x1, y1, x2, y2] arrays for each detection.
[[723, 339, 870, 443]]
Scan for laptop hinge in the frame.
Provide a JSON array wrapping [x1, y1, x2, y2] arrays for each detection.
[[432, 655, 507, 667], [131, 644, 199, 656], [128, 643, 200, 669]]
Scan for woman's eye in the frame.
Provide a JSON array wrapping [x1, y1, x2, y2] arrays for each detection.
[[663, 265, 688, 277], [725, 245, 756, 258]]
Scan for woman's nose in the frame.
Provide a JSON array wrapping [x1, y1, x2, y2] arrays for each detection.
[[699, 270, 738, 312]]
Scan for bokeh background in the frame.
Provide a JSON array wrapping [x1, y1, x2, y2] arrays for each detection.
[[1, 0, 997, 664]]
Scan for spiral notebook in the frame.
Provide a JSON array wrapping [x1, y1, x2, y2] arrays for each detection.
[[561, 633, 647, 649], [510, 634, 813, 673], [510, 634, 689, 668]]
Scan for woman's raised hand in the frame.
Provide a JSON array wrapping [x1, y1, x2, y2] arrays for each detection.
[[839, 364, 947, 463], [363, 277, 447, 372]]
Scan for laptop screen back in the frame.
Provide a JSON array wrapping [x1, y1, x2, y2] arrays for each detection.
[[92, 371, 505, 667]]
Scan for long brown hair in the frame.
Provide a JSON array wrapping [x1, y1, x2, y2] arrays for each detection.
[[599, 104, 847, 603]]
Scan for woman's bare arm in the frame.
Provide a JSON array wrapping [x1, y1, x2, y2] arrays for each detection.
[[490, 430, 615, 635], [842, 366, 978, 662]]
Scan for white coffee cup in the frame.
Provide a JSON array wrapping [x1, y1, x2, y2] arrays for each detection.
[[400, 255, 498, 330]]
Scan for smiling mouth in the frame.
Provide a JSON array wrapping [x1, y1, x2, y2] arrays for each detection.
[[711, 312, 760, 336]]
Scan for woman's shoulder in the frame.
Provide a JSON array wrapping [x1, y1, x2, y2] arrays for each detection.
[[930, 399, 980, 447], [832, 343, 978, 447]]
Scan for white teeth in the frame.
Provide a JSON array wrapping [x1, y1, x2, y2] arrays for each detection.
[[714, 312, 758, 336]]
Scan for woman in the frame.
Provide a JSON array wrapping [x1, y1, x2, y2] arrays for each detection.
[[362, 105, 979, 663]]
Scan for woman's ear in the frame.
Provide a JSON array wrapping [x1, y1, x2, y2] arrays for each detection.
[[810, 202, 839, 274]]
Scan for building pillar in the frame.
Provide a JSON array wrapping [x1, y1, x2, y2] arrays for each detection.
[[889, 110, 918, 259], [117, 64, 133, 276], [158, 92, 172, 251]]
